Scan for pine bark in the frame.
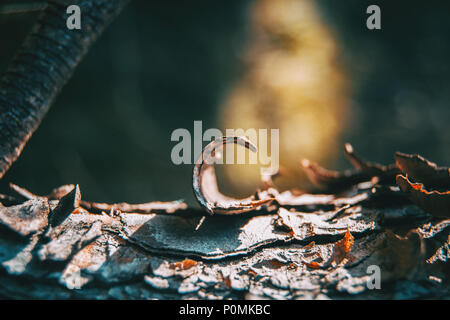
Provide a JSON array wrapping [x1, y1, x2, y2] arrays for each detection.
[[0, 183, 448, 299], [0, 0, 129, 178]]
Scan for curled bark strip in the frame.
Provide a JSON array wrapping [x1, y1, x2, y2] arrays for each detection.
[[192, 136, 274, 215], [344, 143, 400, 180], [301, 159, 370, 191], [395, 152, 450, 189], [35, 183, 188, 214], [8, 183, 188, 215], [397, 174, 450, 217], [9, 183, 39, 200], [261, 167, 285, 190], [344, 143, 367, 170], [79, 199, 188, 215], [301, 144, 400, 191], [46, 184, 78, 200]]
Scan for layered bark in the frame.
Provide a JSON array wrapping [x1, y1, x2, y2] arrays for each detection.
[[0, 182, 448, 299]]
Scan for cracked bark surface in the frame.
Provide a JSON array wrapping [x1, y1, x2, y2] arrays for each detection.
[[0, 0, 448, 301], [0, 181, 448, 299]]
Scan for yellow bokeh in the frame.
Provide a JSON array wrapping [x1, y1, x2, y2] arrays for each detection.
[[218, 0, 349, 195]]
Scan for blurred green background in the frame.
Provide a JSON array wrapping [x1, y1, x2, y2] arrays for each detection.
[[0, 0, 449, 206]]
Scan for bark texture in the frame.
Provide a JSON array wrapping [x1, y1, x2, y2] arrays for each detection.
[[0, 0, 448, 301], [0, 183, 448, 299], [0, 0, 129, 178]]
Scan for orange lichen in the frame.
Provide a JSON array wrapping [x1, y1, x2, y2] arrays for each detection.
[[397, 174, 450, 217], [329, 227, 354, 266], [169, 259, 197, 270], [304, 261, 321, 269], [303, 241, 316, 250], [224, 276, 232, 289], [340, 227, 354, 253], [288, 262, 297, 270], [248, 269, 258, 276]]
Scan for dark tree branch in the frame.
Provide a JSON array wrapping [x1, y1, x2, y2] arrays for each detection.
[[0, 0, 129, 178]]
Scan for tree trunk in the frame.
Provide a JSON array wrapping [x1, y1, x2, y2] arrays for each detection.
[[0, 0, 129, 178]]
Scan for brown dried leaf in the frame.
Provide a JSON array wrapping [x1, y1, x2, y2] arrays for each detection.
[[396, 174, 450, 217]]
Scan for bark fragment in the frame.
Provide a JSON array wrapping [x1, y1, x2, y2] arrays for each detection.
[[193, 136, 275, 215], [395, 152, 450, 189], [301, 144, 399, 192], [0, 150, 448, 299], [397, 175, 450, 218], [49, 185, 81, 227]]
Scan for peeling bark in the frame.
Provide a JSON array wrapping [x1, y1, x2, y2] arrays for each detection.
[[0, 181, 448, 299], [192, 136, 274, 215], [0, 0, 448, 301]]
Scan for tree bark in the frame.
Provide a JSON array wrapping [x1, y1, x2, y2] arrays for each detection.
[[0, 182, 448, 299], [0, 0, 129, 178], [0, 0, 448, 301]]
